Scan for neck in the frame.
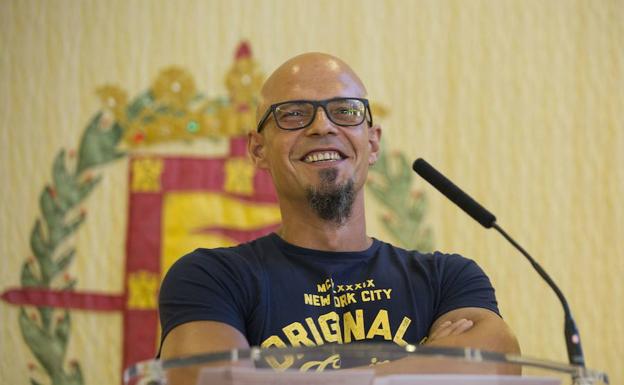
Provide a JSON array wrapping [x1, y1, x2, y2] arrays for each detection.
[[276, 192, 371, 251]]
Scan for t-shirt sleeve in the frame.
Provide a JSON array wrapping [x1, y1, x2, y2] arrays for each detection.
[[433, 253, 500, 319], [158, 249, 257, 348]]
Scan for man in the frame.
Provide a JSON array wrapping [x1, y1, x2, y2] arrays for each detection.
[[159, 53, 520, 366]]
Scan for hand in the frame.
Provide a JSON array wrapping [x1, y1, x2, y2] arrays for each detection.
[[426, 318, 474, 344]]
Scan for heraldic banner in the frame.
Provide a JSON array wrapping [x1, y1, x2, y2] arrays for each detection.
[[124, 146, 281, 368], [0, 40, 427, 384]]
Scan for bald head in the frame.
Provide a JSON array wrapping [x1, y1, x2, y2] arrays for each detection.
[[257, 53, 368, 122]]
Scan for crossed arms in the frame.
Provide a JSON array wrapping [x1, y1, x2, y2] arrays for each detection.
[[160, 306, 520, 359]]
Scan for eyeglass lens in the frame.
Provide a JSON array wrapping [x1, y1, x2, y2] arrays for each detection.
[[274, 99, 366, 129]]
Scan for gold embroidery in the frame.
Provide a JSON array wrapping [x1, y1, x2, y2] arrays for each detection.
[[126, 270, 159, 309], [131, 158, 163, 192], [224, 158, 255, 195]]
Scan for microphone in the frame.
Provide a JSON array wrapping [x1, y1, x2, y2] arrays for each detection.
[[412, 158, 585, 367], [412, 159, 496, 228]]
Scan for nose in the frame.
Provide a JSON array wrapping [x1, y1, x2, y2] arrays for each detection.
[[304, 106, 338, 136]]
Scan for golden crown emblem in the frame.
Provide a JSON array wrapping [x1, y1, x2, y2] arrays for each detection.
[[96, 41, 264, 147]]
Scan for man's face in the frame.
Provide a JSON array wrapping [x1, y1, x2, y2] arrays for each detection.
[[249, 55, 381, 218]]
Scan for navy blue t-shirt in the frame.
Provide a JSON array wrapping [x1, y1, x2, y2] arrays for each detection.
[[159, 233, 499, 358]]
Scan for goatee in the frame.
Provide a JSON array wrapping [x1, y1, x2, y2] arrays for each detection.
[[305, 168, 355, 225]]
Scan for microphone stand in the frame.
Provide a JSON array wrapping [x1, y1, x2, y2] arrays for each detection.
[[491, 223, 585, 367], [411, 158, 587, 369]]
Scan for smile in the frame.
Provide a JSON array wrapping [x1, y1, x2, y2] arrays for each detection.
[[302, 151, 345, 163]]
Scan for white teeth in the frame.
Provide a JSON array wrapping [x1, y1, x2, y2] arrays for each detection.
[[304, 151, 342, 163]]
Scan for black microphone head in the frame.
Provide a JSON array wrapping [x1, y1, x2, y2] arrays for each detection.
[[412, 158, 496, 228]]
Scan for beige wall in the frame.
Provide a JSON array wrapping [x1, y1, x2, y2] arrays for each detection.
[[1, 0, 622, 384]]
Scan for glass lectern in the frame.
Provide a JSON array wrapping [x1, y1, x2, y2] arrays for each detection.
[[124, 344, 609, 385]]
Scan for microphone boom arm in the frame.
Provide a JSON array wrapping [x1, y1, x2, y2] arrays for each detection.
[[491, 222, 585, 367], [412, 158, 586, 367]]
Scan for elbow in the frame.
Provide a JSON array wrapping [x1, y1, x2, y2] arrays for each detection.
[[502, 331, 521, 355]]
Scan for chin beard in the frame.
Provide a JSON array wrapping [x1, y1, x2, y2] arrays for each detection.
[[305, 168, 355, 225]]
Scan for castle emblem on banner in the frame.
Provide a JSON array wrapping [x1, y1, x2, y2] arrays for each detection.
[[1, 42, 430, 385]]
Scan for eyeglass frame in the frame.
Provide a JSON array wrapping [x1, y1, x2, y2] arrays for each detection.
[[256, 97, 373, 133]]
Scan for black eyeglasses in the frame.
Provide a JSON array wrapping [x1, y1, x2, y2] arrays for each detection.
[[256, 97, 373, 132]]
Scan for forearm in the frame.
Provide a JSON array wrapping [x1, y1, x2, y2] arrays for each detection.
[[425, 317, 520, 354]]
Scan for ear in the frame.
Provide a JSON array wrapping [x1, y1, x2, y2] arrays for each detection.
[[368, 124, 382, 165], [248, 131, 269, 169]]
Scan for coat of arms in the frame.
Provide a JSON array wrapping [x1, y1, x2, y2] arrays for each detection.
[[1, 42, 430, 385]]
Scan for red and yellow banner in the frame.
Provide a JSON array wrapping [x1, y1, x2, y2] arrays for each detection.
[[123, 137, 280, 368]]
